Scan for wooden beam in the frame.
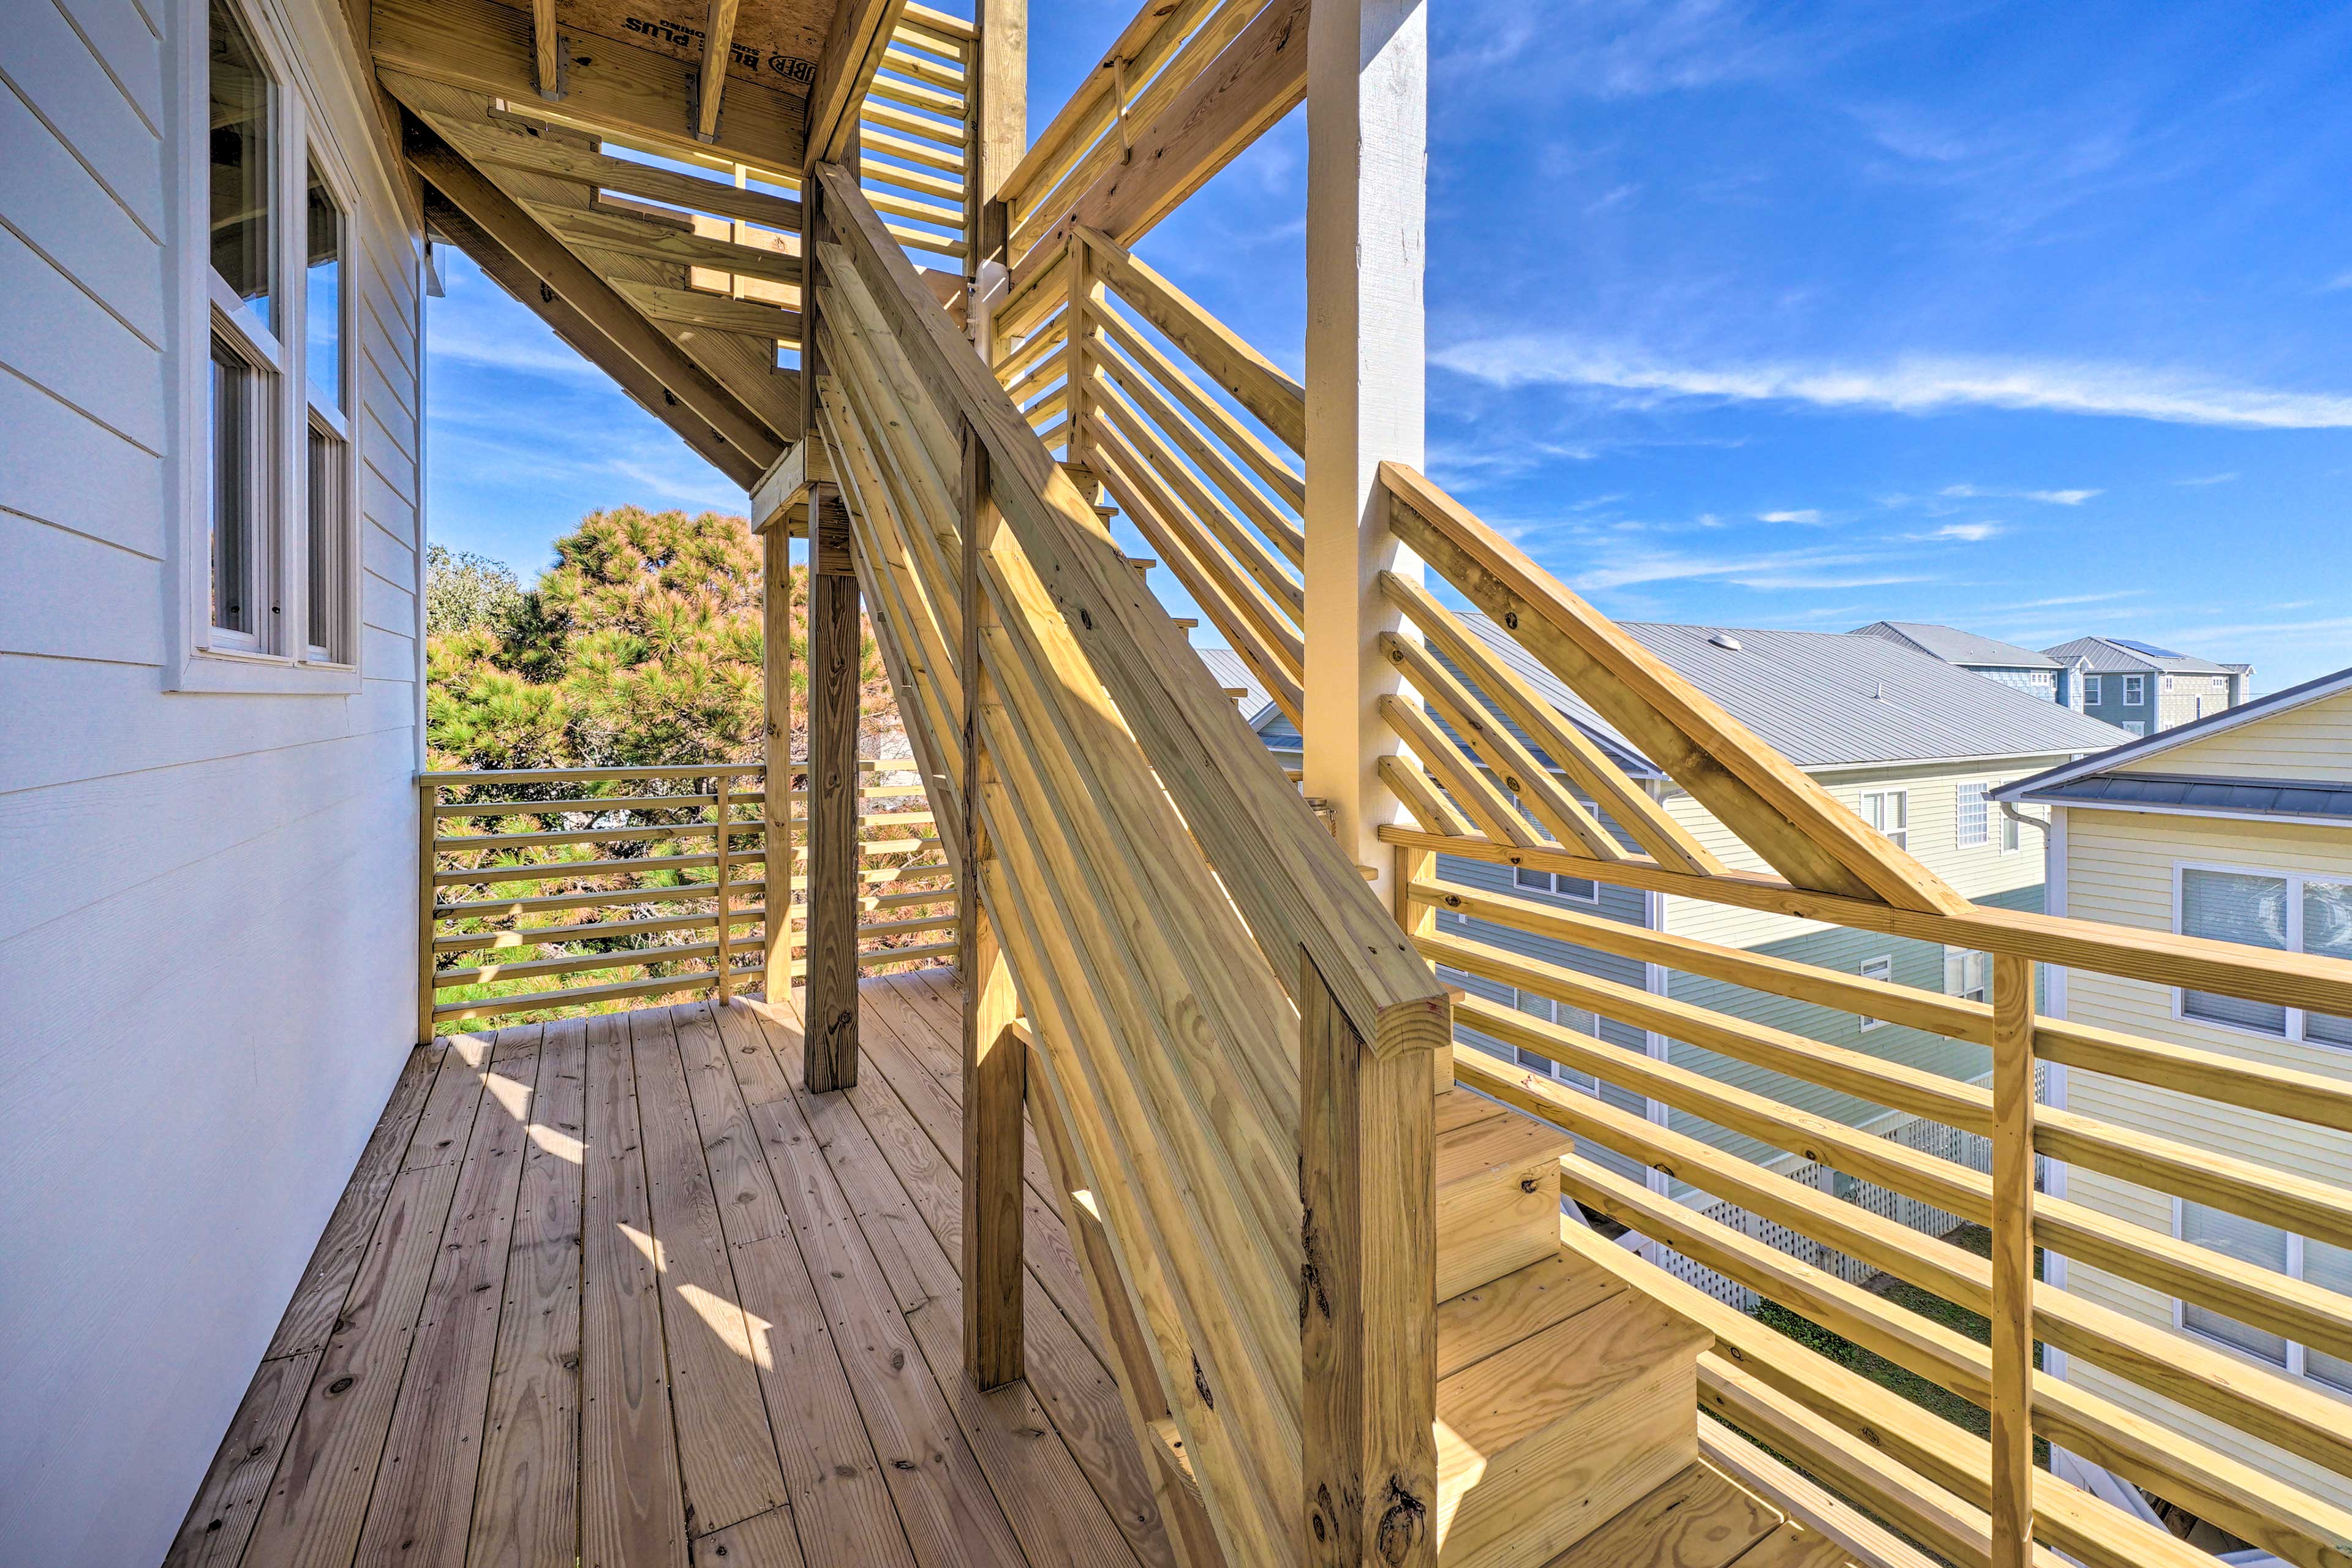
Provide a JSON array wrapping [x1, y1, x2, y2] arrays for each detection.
[[608, 278, 803, 340], [751, 440, 818, 532], [371, 0, 806, 175], [420, 186, 765, 487], [805, 480, 861, 1091], [1300, 948, 1439, 1567], [406, 122, 789, 468], [960, 427, 1024, 1390], [967, 0, 1026, 344], [697, 0, 741, 142], [529, 0, 558, 98], [761, 518, 793, 992], [1989, 953, 2036, 1568], [1007, 0, 1308, 302], [805, 0, 910, 170], [524, 201, 804, 287], [1302, 0, 1424, 914]]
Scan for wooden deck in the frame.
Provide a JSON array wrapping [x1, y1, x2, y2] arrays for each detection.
[[165, 970, 1176, 1568]]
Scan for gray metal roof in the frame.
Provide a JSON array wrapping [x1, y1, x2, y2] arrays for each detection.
[[2043, 635, 2236, 676], [1458, 616, 2132, 772], [1849, 621, 2060, 671], [2019, 772, 2352, 824], [1999, 663, 2352, 807], [1193, 647, 1279, 728]]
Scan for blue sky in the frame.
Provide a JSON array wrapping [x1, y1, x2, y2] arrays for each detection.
[[427, 0, 2352, 690]]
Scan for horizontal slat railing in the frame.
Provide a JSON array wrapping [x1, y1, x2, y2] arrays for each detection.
[[416, 760, 954, 1031], [1368, 462, 2352, 1568], [807, 166, 1449, 1566]]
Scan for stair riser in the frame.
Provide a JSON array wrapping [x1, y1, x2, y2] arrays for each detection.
[[1437, 1165, 1560, 1302]]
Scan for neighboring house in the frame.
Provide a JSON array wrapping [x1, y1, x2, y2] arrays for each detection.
[[2046, 636, 2255, 736], [0, 0, 429, 1554], [2000, 666, 2352, 1518], [1248, 619, 2130, 1286], [1850, 620, 2073, 704], [1194, 646, 1281, 732]]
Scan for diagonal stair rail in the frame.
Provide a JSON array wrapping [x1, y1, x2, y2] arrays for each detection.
[[802, 162, 1451, 1567]]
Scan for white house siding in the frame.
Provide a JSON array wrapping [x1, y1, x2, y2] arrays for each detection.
[[2157, 672, 2235, 733], [0, 0, 425, 1559], [2056, 805, 2352, 1512]]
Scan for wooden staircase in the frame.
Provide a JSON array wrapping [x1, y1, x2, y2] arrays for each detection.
[[1425, 1065, 1713, 1568]]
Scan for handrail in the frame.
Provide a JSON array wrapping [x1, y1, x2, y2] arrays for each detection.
[[415, 761, 954, 1033], [804, 165, 1449, 1563], [1368, 462, 2352, 1568]]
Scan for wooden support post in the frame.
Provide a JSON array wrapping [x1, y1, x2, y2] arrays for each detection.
[[416, 776, 439, 1044], [1300, 0, 1427, 911], [1301, 948, 1438, 1567], [966, 0, 1025, 353], [959, 422, 1025, 1387], [1989, 952, 2037, 1568], [762, 518, 795, 996], [1062, 233, 1096, 462], [806, 479, 861, 1090], [713, 772, 734, 1001]]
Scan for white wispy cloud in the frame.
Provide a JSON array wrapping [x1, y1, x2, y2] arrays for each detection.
[[1430, 341, 2352, 430], [1911, 521, 2004, 541], [2011, 590, 2143, 609], [1566, 545, 1926, 593], [1757, 508, 1823, 524], [2173, 471, 2239, 486], [2323, 272, 2352, 293], [1941, 483, 2100, 505]]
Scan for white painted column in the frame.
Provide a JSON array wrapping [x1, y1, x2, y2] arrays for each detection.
[[1302, 0, 1427, 905]]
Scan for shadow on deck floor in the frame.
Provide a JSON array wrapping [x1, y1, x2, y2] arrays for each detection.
[[165, 970, 1175, 1568]]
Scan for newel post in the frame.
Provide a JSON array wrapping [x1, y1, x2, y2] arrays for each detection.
[[805, 478, 861, 1091], [1301, 954, 1441, 1567]]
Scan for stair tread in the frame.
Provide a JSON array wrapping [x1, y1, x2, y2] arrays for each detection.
[[1435, 1098, 1574, 1191], [1437, 1273, 1709, 1466], [1537, 1460, 1782, 1568], [1438, 1251, 1627, 1381]]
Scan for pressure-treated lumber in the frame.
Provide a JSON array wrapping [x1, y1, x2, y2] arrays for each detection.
[[406, 124, 788, 469], [524, 200, 805, 285], [1300, 949, 1439, 1567], [818, 164, 1446, 1061], [607, 277, 802, 339], [995, 0, 1219, 212], [1381, 462, 1969, 913], [806, 0, 911, 168], [805, 481, 861, 1090], [1989, 953, 2035, 1568], [372, 0, 807, 175]]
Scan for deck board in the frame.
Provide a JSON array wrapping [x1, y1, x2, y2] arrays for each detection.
[[169, 973, 1175, 1568]]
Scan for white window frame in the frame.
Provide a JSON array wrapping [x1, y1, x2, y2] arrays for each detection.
[[2124, 674, 2146, 706], [2170, 1198, 2352, 1395], [2084, 673, 2103, 704], [1955, 781, 1990, 849], [1513, 864, 1602, 905], [1857, 955, 1894, 1030], [168, 0, 365, 695], [2171, 859, 2352, 1047], [300, 150, 358, 669], [2163, 675, 2176, 693], [1860, 789, 1909, 851]]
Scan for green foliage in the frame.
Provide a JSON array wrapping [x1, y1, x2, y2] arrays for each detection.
[[424, 543, 523, 639], [425, 505, 889, 772]]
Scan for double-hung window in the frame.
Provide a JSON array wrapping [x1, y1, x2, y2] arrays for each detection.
[[2177, 1202, 2352, 1391], [187, 0, 360, 687], [1514, 865, 1600, 904], [2124, 674, 2146, 706], [1955, 782, 1990, 848], [1511, 989, 1599, 1093], [206, 0, 278, 649], [2084, 674, 2103, 704], [1944, 948, 1989, 1004], [1860, 789, 1908, 850], [2177, 866, 2352, 1046]]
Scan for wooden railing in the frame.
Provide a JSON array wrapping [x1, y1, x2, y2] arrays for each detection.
[[416, 760, 954, 1034], [855, 1, 978, 266], [1362, 463, 2352, 1568], [802, 164, 1449, 1566]]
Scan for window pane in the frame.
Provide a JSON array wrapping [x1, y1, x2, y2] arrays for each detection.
[[2305, 880, 2352, 1047], [1956, 783, 1988, 848], [209, 335, 255, 635], [305, 161, 342, 410], [2304, 1237, 2352, 1390], [306, 426, 341, 654], [1514, 865, 1551, 894], [209, 0, 273, 318], [2179, 1203, 2291, 1366], [1558, 876, 1598, 901], [2181, 870, 2290, 1034]]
